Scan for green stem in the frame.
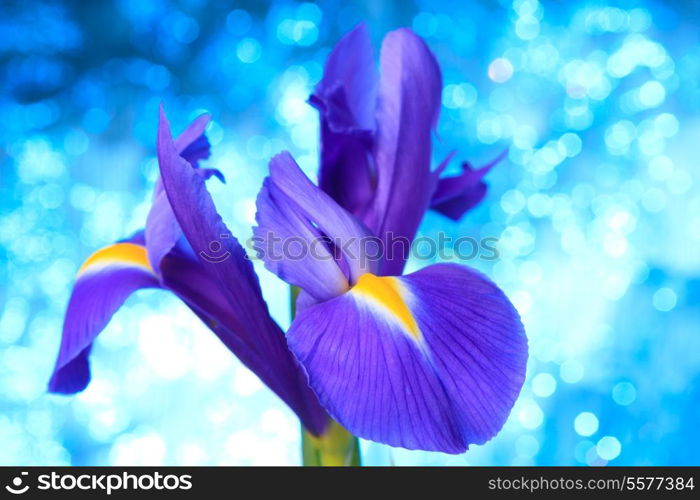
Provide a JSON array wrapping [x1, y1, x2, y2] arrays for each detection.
[[291, 286, 362, 466], [302, 421, 361, 466]]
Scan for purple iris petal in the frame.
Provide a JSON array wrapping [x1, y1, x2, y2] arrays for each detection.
[[430, 149, 508, 221], [254, 151, 379, 302], [146, 168, 228, 273], [287, 263, 527, 453], [268, 152, 377, 281], [312, 23, 377, 215], [366, 28, 443, 276], [146, 113, 221, 270], [313, 27, 507, 274], [49, 235, 159, 393], [157, 108, 328, 435], [51, 107, 329, 437], [145, 190, 181, 271], [159, 249, 273, 377], [256, 174, 349, 302], [315, 23, 376, 131], [173, 113, 212, 167]]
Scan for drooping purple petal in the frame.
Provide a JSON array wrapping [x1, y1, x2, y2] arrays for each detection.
[[366, 28, 443, 276], [159, 248, 271, 376], [157, 107, 328, 435], [49, 238, 159, 393], [430, 149, 507, 221], [312, 23, 378, 215], [287, 263, 527, 452]]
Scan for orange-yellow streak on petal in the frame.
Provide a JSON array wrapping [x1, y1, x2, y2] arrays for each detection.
[[78, 243, 154, 277], [351, 273, 421, 342]]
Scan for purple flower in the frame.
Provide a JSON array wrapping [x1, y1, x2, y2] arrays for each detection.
[[250, 26, 528, 452], [254, 151, 526, 453], [51, 25, 527, 456], [49, 108, 329, 436]]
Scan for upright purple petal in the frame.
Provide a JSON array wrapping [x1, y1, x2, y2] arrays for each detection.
[[287, 263, 527, 452], [315, 23, 376, 131], [49, 238, 159, 393], [366, 28, 443, 276], [312, 23, 378, 215], [157, 107, 328, 435], [145, 190, 181, 271], [146, 113, 222, 271]]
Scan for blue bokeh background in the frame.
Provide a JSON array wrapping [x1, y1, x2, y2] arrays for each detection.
[[1, 0, 699, 465]]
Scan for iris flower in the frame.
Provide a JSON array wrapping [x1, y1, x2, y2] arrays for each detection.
[[49, 111, 329, 437], [251, 25, 527, 452], [51, 25, 527, 460]]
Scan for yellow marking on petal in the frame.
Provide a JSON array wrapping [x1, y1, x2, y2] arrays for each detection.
[[78, 243, 154, 277], [351, 273, 421, 342]]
